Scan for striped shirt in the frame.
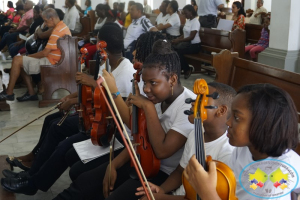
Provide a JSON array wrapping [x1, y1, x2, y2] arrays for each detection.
[[45, 21, 71, 65], [124, 16, 154, 49]]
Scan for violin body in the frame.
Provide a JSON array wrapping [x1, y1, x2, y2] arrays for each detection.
[[81, 85, 94, 133], [130, 108, 160, 178], [183, 158, 238, 200], [91, 84, 114, 147]]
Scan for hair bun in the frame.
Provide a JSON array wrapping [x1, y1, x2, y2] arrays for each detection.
[[152, 39, 173, 55]]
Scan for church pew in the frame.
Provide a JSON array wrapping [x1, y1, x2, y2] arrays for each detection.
[[87, 10, 98, 31], [73, 16, 91, 38], [245, 23, 263, 44], [213, 49, 300, 124], [39, 35, 78, 108], [184, 28, 246, 74]]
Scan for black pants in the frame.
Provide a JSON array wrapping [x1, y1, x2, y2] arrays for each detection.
[[199, 15, 217, 28], [31, 112, 63, 156], [0, 25, 12, 38], [53, 161, 169, 200], [174, 42, 202, 72], [28, 114, 79, 176], [31, 132, 89, 191], [124, 40, 136, 62]]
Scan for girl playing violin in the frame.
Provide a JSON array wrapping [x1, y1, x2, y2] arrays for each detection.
[[53, 40, 196, 200], [184, 84, 300, 200]]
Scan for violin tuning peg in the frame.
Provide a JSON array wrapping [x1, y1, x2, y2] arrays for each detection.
[[204, 106, 218, 109], [185, 98, 196, 104], [207, 92, 219, 99], [184, 110, 194, 115]]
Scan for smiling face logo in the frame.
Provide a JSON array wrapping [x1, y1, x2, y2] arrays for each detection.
[[240, 159, 299, 199]]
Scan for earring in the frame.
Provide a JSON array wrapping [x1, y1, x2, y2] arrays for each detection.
[[171, 86, 173, 96]]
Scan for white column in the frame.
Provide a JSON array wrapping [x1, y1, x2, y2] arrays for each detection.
[[258, 0, 300, 73]]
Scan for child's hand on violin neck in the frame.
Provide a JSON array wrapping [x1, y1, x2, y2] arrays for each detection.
[[102, 69, 118, 93], [128, 81, 151, 109]]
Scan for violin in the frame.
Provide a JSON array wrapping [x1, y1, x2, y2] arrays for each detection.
[[90, 41, 115, 147], [183, 79, 238, 200], [79, 48, 94, 134], [130, 62, 160, 179]]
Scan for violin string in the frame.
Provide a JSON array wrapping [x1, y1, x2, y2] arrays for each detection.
[[100, 79, 155, 200]]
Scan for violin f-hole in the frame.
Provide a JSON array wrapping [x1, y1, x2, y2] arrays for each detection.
[[140, 136, 148, 150]]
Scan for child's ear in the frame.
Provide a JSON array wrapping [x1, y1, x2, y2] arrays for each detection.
[[169, 73, 178, 86], [216, 105, 228, 117]]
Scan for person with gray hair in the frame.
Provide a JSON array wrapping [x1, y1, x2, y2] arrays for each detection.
[[0, 8, 71, 102], [249, 0, 267, 25]]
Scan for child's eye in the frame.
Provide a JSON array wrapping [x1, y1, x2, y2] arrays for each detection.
[[234, 115, 240, 121], [150, 81, 157, 85]]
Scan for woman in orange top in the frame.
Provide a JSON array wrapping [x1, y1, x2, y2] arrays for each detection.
[[231, 1, 246, 31]]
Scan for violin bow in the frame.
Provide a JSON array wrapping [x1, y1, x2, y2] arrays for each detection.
[[0, 102, 62, 144], [97, 76, 155, 200]]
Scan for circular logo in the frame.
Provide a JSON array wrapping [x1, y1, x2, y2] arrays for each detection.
[[239, 159, 299, 199]]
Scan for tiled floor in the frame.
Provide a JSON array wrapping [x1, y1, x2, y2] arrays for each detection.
[[0, 58, 215, 199]]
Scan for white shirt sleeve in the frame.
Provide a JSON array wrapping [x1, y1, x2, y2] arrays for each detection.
[[190, 19, 200, 32], [167, 14, 178, 27], [179, 130, 195, 169], [140, 18, 154, 32]]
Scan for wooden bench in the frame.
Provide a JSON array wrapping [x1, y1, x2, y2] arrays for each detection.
[[39, 35, 78, 108], [245, 23, 263, 44], [213, 50, 300, 199], [87, 10, 98, 31], [73, 17, 91, 38], [184, 28, 245, 74]]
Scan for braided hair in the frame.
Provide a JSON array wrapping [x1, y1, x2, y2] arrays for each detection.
[[135, 32, 166, 63], [143, 40, 181, 84]]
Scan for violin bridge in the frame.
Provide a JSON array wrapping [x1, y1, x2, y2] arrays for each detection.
[[132, 143, 140, 147], [106, 116, 113, 119]]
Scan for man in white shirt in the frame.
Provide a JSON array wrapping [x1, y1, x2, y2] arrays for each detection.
[[249, 0, 267, 25], [124, 3, 157, 61], [63, 0, 82, 34], [144, 0, 152, 14], [197, 0, 224, 28], [155, 0, 170, 25]]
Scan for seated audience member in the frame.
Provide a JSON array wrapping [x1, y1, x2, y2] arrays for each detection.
[[172, 5, 201, 79], [124, 2, 157, 61], [0, 4, 24, 38], [249, 0, 267, 25], [155, 0, 170, 25], [143, 0, 152, 14], [135, 82, 236, 200], [117, 2, 126, 24], [16, 0, 24, 6], [113, 2, 119, 12], [156, 1, 180, 40], [0, 8, 71, 101], [83, 0, 92, 16], [191, 0, 198, 12], [245, 16, 270, 61], [81, 4, 121, 68], [124, 1, 135, 28], [0, 1, 33, 52], [9, 5, 44, 58], [63, 0, 82, 34], [0, 1, 15, 25], [183, 84, 300, 200], [231, 1, 246, 31]]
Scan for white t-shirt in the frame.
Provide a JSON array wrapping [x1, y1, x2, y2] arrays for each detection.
[[63, 5, 82, 33], [174, 130, 235, 195], [249, 6, 268, 25], [155, 87, 196, 175], [197, 0, 223, 16], [124, 16, 154, 49], [183, 18, 201, 44], [230, 147, 300, 200], [98, 58, 135, 98], [156, 13, 170, 25], [165, 12, 181, 36], [94, 17, 107, 30]]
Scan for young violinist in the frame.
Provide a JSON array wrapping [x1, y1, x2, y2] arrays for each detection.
[[51, 40, 196, 200], [184, 84, 300, 200], [135, 82, 237, 200], [1, 24, 136, 196]]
